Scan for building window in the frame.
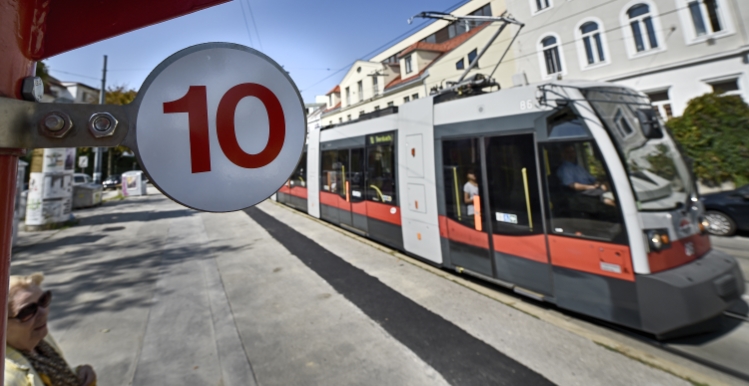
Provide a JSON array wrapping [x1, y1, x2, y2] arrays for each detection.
[[405, 55, 413, 74], [580, 22, 605, 64], [347, 114, 351, 121], [533, 0, 551, 13], [710, 78, 739, 94], [375, 105, 380, 110], [358, 80, 363, 102], [404, 96, 410, 103], [647, 90, 673, 120], [329, 95, 333, 107], [412, 93, 419, 100], [627, 4, 658, 52], [456, 58, 465, 70], [359, 110, 365, 116], [382, 54, 398, 65], [541, 35, 563, 75], [387, 101, 394, 107], [345, 87, 351, 106], [467, 48, 478, 67], [688, 0, 723, 36], [339, 117, 343, 123], [373, 76, 379, 95]]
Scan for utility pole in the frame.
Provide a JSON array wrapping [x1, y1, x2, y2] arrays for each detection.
[[93, 55, 107, 184]]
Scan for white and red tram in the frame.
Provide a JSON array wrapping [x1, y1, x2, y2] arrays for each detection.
[[276, 81, 745, 338]]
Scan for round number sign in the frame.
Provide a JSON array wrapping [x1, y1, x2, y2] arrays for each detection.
[[133, 43, 306, 212]]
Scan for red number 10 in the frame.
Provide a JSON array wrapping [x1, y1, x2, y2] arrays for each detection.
[[163, 83, 286, 173]]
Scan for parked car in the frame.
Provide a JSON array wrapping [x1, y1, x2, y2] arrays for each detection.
[[102, 175, 122, 190], [701, 184, 749, 236], [73, 173, 92, 186]]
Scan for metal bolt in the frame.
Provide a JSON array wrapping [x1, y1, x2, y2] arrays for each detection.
[[21, 76, 43, 102], [39, 112, 73, 138], [92, 115, 112, 132], [88, 112, 118, 137], [44, 114, 65, 131]]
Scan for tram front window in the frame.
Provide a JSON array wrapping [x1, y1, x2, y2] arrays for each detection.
[[544, 141, 625, 242], [585, 88, 694, 211]]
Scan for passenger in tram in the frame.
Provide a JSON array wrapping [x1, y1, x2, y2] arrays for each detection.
[[5, 273, 97, 386], [463, 169, 480, 225], [557, 145, 615, 206]]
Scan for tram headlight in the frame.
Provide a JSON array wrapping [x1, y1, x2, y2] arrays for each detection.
[[646, 229, 671, 252], [699, 216, 709, 235]]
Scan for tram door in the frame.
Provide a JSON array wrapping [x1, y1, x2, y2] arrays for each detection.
[[334, 147, 367, 232], [442, 138, 493, 276], [442, 134, 550, 294], [484, 134, 550, 295]]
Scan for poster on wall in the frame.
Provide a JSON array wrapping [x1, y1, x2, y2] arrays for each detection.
[[42, 173, 72, 199], [42, 199, 63, 223], [25, 173, 44, 226], [64, 148, 75, 171], [42, 149, 67, 173]]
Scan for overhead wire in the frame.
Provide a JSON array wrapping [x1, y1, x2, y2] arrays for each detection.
[[300, 0, 470, 92], [245, 0, 263, 51], [49, 70, 100, 81], [422, 3, 694, 79], [238, 0, 256, 48]]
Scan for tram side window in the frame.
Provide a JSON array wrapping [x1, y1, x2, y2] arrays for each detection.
[[321, 150, 339, 194], [366, 132, 397, 205], [542, 141, 626, 243], [290, 151, 307, 187], [442, 138, 483, 227]]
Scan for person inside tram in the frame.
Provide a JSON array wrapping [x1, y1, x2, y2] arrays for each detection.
[[5, 273, 97, 386], [463, 169, 480, 225], [557, 144, 615, 206]]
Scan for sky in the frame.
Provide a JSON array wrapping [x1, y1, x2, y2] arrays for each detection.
[[45, 0, 470, 103]]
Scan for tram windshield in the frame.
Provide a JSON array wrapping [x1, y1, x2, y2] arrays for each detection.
[[584, 88, 694, 211]]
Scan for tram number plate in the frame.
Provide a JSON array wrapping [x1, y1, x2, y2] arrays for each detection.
[[496, 212, 518, 224], [600, 262, 622, 274]]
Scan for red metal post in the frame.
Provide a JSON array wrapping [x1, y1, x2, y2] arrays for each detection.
[[0, 0, 36, 379]]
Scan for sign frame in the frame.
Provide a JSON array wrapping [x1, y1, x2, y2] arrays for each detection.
[[130, 43, 307, 212]]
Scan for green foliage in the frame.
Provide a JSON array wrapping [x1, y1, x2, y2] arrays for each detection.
[[105, 84, 137, 105], [35, 61, 50, 82], [666, 93, 749, 187]]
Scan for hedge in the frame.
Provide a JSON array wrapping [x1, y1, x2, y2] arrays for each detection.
[[666, 93, 749, 187]]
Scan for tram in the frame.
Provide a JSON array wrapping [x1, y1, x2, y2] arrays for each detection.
[[276, 80, 745, 338]]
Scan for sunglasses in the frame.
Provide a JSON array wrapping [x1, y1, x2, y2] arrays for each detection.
[[10, 290, 52, 323]]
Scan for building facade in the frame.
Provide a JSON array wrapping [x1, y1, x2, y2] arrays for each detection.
[[321, 0, 519, 126], [506, 0, 749, 118]]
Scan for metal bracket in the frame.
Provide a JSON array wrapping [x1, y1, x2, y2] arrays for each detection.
[[0, 97, 134, 149]]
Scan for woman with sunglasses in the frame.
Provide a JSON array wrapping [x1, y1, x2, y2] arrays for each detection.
[[5, 273, 96, 386]]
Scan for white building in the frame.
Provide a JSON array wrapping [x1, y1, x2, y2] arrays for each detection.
[[506, 0, 749, 118], [320, 0, 517, 126]]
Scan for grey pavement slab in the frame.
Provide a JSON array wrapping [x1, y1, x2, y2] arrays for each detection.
[[200, 209, 450, 386], [256, 200, 692, 386]]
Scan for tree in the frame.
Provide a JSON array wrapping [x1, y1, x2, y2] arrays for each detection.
[[103, 85, 137, 177], [666, 93, 749, 187]]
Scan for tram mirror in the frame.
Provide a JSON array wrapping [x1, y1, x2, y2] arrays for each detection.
[[636, 109, 663, 139]]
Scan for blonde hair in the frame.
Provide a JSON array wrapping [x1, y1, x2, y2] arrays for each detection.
[[7, 273, 44, 314]]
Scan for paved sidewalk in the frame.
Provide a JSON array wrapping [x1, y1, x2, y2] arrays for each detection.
[[8, 188, 735, 385]]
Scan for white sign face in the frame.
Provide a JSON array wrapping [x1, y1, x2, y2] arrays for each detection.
[[134, 43, 306, 212], [78, 156, 89, 169]]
